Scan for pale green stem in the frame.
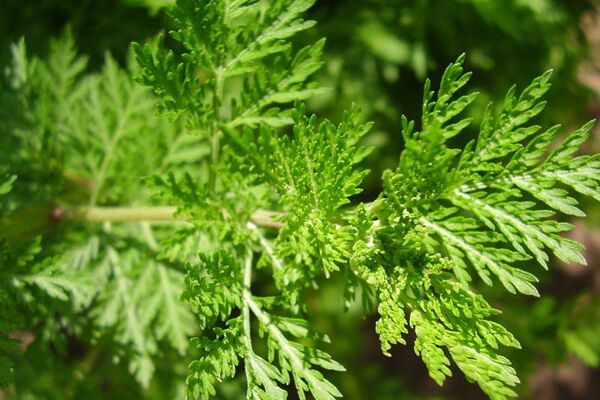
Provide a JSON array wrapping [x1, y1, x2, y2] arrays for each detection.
[[0, 205, 284, 241], [255, 228, 288, 285], [241, 247, 255, 393], [244, 292, 307, 378], [69, 206, 284, 228]]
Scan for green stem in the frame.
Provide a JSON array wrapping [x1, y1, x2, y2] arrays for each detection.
[[0, 204, 57, 241], [70, 206, 284, 227], [244, 292, 307, 379], [255, 229, 288, 285], [72, 206, 178, 222], [0, 205, 284, 241], [241, 247, 255, 391]]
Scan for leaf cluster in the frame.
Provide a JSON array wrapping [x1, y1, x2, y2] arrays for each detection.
[[1, 1, 600, 399]]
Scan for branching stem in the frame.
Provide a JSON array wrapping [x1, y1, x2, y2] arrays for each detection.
[[241, 247, 255, 390], [244, 292, 308, 380], [68, 206, 284, 228], [0, 206, 284, 241]]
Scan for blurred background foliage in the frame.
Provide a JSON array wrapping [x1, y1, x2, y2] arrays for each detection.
[[2, 0, 600, 399]]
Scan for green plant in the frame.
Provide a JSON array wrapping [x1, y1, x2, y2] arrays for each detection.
[[1, 1, 600, 399]]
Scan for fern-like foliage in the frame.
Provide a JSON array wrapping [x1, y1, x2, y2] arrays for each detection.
[[0, 33, 202, 392], [350, 55, 599, 399], [137, 1, 353, 398], [133, 0, 600, 398], [0, 172, 94, 386], [1, 1, 599, 399]]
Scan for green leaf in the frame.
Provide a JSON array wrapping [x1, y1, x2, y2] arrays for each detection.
[[94, 247, 158, 387], [135, 260, 195, 354]]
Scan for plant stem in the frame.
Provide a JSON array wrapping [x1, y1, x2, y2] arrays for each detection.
[[0, 204, 57, 241], [255, 228, 288, 285], [0, 205, 284, 241], [69, 206, 284, 228], [72, 206, 178, 222], [241, 247, 255, 389], [244, 291, 308, 379]]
